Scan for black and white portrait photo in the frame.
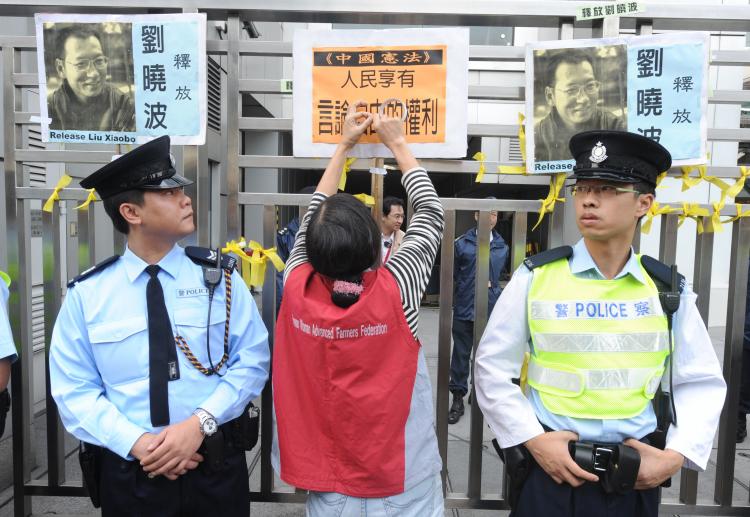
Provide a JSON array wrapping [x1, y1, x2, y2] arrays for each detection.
[[531, 44, 627, 163], [42, 22, 136, 133]]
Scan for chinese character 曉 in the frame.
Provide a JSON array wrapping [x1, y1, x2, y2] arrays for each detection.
[[141, 25, 164, 54], [144, 102, 168, 129], [142, 64, 166, 92], [636, 88, 663, 117]]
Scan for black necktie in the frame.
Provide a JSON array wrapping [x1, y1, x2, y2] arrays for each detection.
[[145, 265, 176, 427]]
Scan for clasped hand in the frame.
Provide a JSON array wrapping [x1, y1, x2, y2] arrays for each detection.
[[130, 415, 205, 480]]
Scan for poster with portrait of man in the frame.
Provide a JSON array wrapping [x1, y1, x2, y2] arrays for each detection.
[[525, 33, 709, 173], [35, 13, 206, 145]]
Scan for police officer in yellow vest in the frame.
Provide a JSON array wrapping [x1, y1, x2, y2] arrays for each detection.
[[475, 130, 726, 517]]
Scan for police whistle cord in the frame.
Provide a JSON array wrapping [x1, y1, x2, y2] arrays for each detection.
[[174, 268, 231, 376]]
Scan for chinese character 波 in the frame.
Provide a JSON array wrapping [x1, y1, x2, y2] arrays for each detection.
[[144, 102, 168, 129], [637, 126, 662, 143], [636, 48, 663, 78], [628, 2, 639, 11], [175, 86, 192, 101], [555, 303, 569, 318], [141, 25, 164, 54], [174, 53, 191, 69], [673, 76, 694, 92], [672, 109, 691, 124], [636, 88, 663, 117], [142, 64, 166, 92]]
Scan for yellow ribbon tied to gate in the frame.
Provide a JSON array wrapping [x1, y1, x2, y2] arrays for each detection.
[[75, 189, 98, 210], [723, 203, 750, 225], [532, 173, 566, 231], [42, 174, 72, 213], [724, 166, 750, 202], [354, 193, 375, 207], [247, 240, 285, 288], [473, 152, 487, 183], [222, 238, 252, 287], [655, 171, 668, 189], [338, 157, 358, 191], [641, 201, 675, 235], [678, 202, 709, 233], [705, 199, 726, 233], [679, 165, 704, 192]]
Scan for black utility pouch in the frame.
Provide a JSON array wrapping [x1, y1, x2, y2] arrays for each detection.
[[78, 442, 102, 508], [0, 389, 9, 438], [493, 439, 532, 510], [232, 402, 260, 451], [200, 431, 226, 474]]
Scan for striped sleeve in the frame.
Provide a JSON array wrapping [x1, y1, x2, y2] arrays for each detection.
[[385, 168, 444, 337], [283, 192, 327, 285]]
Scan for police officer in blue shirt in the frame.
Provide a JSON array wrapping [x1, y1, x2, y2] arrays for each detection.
[[0, 272, 17, 437], [448, 199, 509, 424], [49, 136, 270, 516]]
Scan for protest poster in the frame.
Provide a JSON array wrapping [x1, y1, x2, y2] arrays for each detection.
[[525, 32, 709, 173], [293, 28, 469, 158], [35, 13, 206, 145]]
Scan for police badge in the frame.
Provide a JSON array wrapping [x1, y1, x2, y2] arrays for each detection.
[[589, 142, 608, 165]]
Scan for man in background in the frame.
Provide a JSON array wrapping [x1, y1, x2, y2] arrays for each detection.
[[380, 196, 406, 264]]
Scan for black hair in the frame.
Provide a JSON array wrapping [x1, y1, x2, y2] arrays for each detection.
[[545, 49, 595, 88], [633, 180, 656, 196], [102, 189, 144, 234], [306, 193, 381, 307], [382, 196, 405, 217], [55, 25, 103, 60]]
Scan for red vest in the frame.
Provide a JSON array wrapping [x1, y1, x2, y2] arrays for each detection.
[[273, 263, 420, 497]]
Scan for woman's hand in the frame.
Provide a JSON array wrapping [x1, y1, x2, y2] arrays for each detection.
[[372, 112, 407, 150], [341, 100, 373, 148]]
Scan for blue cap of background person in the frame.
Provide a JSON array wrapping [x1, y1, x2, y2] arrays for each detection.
[[568, 130, 671, 188], [79, 135, 193, 199]]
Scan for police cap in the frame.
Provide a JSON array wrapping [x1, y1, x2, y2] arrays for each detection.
[[568, 130, 672, 187], [79, 135, 193, 199]]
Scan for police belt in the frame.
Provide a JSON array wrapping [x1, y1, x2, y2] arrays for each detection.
[[568, 440, 640, 495]]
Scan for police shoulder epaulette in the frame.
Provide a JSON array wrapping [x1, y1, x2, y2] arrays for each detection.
[[640, 255, 685, 293], [185, 246, 238, 272], [523, 245, 573, 271], [67, 255, 120, 288]]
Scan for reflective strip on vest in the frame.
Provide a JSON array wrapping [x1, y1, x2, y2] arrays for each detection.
[[533, 331, 669, 353], [527, 357, 663, 397], [530, 297, 662, 320]]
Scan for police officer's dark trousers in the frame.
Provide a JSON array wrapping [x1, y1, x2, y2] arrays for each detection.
[[99, 447, 249, 517], [512, 460, 659, 517]]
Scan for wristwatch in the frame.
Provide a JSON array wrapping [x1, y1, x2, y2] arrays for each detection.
[[193, 408, 218, 437]]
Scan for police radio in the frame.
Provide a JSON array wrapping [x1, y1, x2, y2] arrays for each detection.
[[203, 248, 224, 376]]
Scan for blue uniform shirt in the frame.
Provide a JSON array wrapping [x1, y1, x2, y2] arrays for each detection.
[[0, 280, 17, 363], [49, 244, 270, 459]]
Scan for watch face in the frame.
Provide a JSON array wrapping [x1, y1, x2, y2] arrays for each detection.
[[204, 418, 218, 434]]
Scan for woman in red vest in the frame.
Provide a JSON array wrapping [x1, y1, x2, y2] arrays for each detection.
[[272, 101, 445, 516]]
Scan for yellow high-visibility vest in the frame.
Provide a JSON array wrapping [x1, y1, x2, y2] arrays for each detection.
[[526, 256, 670, 419]]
